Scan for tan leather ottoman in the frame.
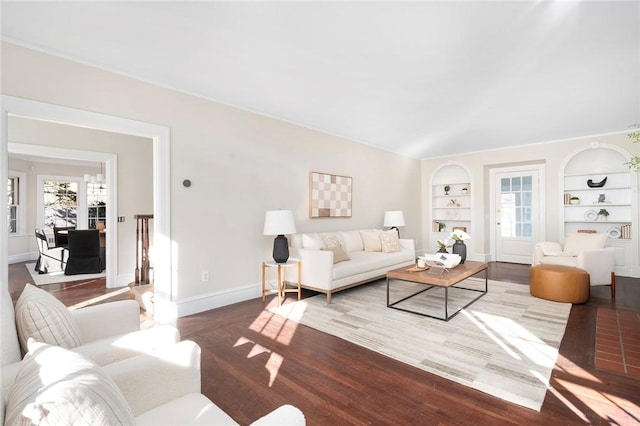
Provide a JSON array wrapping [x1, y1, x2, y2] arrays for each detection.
[[529, 265, 590, 304]]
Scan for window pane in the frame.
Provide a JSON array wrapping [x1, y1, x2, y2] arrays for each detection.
[[512, 177, 521, 191], [43, 180, 78, 229], [501, 178, 510, 192], [8, 177, 18, 234], [523, 176, 532, 191], [87, 182, 107, 229]]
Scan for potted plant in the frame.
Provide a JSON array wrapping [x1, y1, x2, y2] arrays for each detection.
[[436, 240, 451, 253], [597, 208, 610, 221]]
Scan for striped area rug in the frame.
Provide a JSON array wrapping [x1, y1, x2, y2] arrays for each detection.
[[270, 278, 571, 411]]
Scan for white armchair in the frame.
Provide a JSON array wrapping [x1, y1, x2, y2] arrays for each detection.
[[3, 339, 306, 425], [1, 284, 180, 409], [533, 232, 616, 297]]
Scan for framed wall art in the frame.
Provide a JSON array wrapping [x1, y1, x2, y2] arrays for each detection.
[[309, 171, 352, 218]]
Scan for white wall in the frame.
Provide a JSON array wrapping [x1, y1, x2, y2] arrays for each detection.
[[1, 42, 422, 315], [421, 133, 640, 271], [7, 116, 153, 279]]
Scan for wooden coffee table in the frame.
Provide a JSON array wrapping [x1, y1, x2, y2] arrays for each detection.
[[386, 260, 488, 321]]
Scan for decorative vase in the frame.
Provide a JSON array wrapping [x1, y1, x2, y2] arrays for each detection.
[[452, 240, 467, 264], [437, 248, 448, 253]]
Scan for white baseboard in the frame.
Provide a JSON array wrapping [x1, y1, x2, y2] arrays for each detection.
[[8, 252, 39, 264], [174, 283, 261, 317]]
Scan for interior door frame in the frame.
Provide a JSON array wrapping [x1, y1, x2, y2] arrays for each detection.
[[489, 163, 546, 263], [1, 95, 176, 323], [9, 143, 117, 286]]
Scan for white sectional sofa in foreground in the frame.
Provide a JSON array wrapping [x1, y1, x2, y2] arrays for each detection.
[[1, 285, 305, 425], [287, 229, 416, 302]]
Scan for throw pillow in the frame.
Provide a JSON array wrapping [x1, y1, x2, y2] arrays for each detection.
[[4, 339, 135, 426], [302, 233, 325, 250], [563, 232, 608, 255], [380, 229, 402, 253], [340, 230, 364, 252], [321, 233, 342, 248], [360, 229, 382, 252], [321, 246, 350, 264], [14, 283, 82, 354]]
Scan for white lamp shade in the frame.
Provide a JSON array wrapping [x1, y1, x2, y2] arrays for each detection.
[[263, 210, 296, 235], [384, 210, 406, 227]]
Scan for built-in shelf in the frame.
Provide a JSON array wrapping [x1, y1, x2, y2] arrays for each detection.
[[560, 145, 638, 276], [430, 164, 472, 253]]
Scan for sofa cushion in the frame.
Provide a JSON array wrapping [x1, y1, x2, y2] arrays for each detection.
[[360, 229, 382, 252], [321, 233, 344, 248], [333, 250, 412, 280], [302, 233, 324, 250], [563, 232, 608, 255], [380, 230, 401, 253], [14, 284, 82, 353], [321, 245, 350, 264], [341, 230, 364, 252], [5, 339, 135, 425]]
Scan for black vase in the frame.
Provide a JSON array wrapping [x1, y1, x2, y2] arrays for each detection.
[[437, 248, 448, 253], [452, 240, 466, 264]]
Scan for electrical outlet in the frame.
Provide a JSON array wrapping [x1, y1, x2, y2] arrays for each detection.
[[201, 271, 209, 282], [117, 216, 125, 223]]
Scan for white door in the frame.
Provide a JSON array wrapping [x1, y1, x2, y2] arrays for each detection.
[[492, 166, 544, 264]]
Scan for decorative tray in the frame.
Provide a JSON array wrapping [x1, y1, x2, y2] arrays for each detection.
[[406, 266, 430, 272]]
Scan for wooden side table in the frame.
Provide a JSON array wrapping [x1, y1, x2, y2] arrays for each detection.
[[262, 260, 301, 305]]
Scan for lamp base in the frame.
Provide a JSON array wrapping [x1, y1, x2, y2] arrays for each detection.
[[273, 235, 290, 263]]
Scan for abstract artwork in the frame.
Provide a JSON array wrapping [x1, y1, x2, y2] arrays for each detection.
[[309, 172, 352, 218]]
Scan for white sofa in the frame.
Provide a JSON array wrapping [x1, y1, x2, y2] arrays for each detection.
[[286, 229, 415, 302], [4, 339, 305, 425], [533, 232, 616, 296], [1, 285, 180, 424]]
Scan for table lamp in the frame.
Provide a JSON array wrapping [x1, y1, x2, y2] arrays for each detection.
[[384, 210, 405, 237], [263, 210, 297, 263]]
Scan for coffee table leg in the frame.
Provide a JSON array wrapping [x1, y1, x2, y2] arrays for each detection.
[[386, 277, 390, 307], [445, 287, 449, 320]]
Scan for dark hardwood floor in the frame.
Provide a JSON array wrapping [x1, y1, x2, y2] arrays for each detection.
[[8, 261, 640, 425]]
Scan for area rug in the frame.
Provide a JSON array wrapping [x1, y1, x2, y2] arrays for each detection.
[[270, 278, 571, 411], [25, 263, 105, 286]]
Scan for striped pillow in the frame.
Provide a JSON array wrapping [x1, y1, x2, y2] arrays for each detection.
[[4, 339, 135, 425], [14, 284, 82, 353]]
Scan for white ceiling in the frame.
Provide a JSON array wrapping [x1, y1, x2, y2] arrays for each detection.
[[1, 1, 638, 159]]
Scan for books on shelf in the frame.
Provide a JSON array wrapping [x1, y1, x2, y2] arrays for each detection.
[[620, 224, 632, 239]]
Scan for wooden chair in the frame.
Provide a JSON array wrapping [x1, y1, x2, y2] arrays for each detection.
[[34, 229, 67, 274]]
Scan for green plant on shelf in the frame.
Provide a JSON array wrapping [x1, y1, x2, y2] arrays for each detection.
[[625, 124, 640, 172], [597, 209, 610, 221]]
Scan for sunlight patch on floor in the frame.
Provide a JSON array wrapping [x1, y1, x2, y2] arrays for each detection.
[[233, 336, 284, 387], [248, 298, 304, 345], [553, 376, 640, 424], [462, 310, 522, 360], [67, 286, 131, 310], [465, 306, 563, 374]]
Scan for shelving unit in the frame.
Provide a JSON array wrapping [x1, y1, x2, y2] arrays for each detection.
[[563, 171, 632, 236], [430, 164, 472, 253], [560, 144, 638, 277]]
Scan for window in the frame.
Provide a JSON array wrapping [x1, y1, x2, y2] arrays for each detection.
[[87, 182, 107, 229], [500, 176, 533, 238], [7, 171, 26, 235], [43, 180, 78, 229], [7, 176, 18, 233]]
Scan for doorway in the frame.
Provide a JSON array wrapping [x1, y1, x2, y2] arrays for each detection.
[[490, 164, 545, 264], [1, 95, 174, 322]]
